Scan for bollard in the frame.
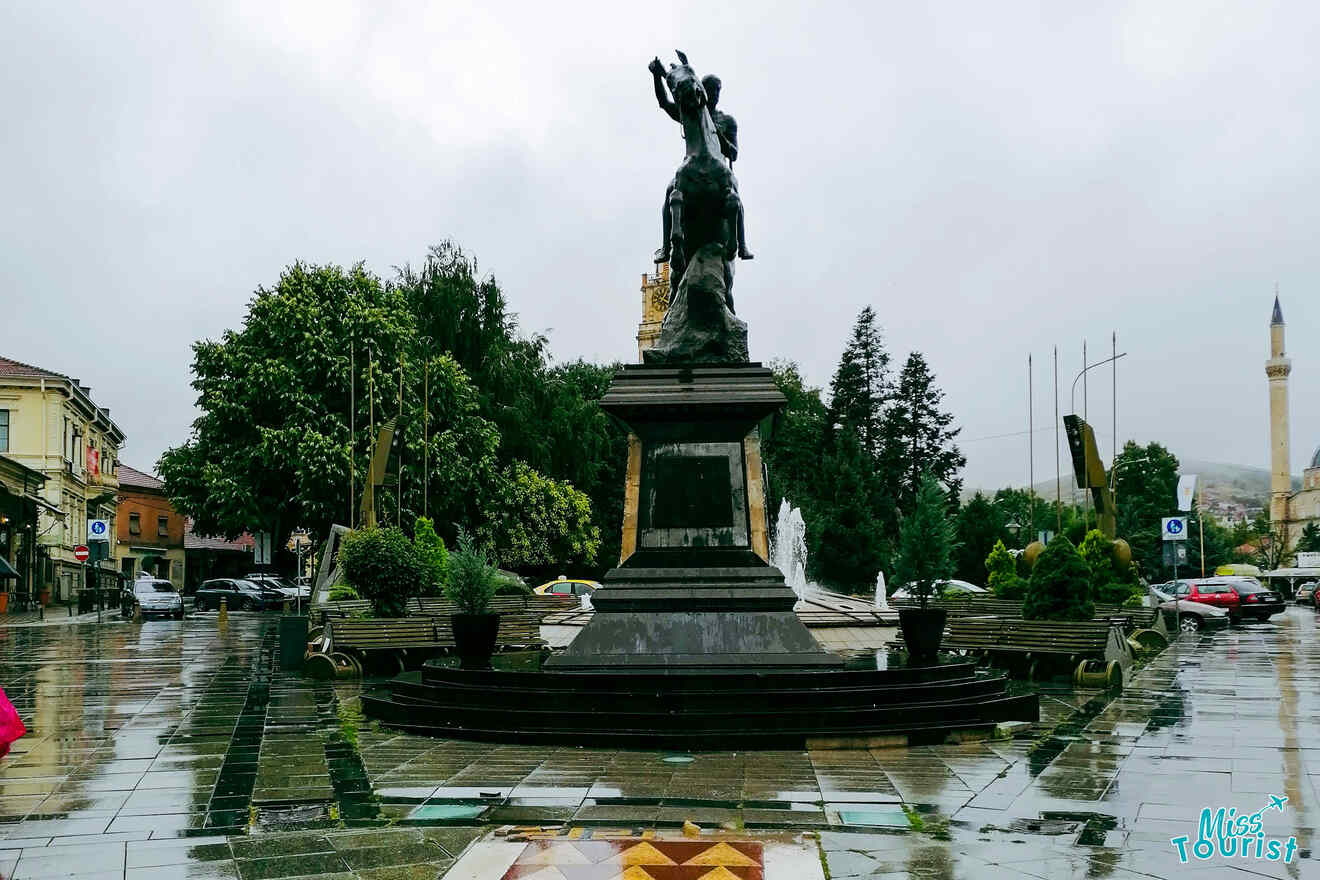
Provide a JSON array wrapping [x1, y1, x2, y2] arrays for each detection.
[[218, 596, 228, 627], [133, 603, 142, 624]]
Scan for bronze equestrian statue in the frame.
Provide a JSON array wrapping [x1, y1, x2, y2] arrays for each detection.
[[648, 52, 752, 312]]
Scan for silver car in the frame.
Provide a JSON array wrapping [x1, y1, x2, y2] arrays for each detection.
[[1149, 584, 1230, 633], [123, 578, 185, 620]]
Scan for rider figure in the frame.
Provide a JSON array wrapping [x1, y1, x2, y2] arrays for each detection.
[[649, 58, 753, 263]]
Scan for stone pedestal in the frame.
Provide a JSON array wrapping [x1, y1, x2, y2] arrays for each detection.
[[546, 364, 843, 672]]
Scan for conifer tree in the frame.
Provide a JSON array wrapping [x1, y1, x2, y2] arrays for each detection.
[[827, 307, 891, 458], [882, 352, 965, 511]]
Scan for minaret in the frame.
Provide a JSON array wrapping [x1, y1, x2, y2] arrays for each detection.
[[1267, 295, 1292, 534]]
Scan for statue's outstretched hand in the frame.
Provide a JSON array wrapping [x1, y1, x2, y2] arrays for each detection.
[[648, 57, 665, 77]]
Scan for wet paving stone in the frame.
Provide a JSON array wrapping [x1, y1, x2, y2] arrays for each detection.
[[4, 610, 1320, 877]]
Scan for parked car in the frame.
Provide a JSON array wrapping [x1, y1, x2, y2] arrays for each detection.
[[889, 579, 988, 600], [1226, 579, 1286, 620], [121, 578, 185, 620], [533, 577, 600, 598], [1294, 581, 1317, 606], [1149, 585, 1230, 633], [245, 573, 308, 601], [1172, 578, 1284, 622], [194, 578, 283, 611]]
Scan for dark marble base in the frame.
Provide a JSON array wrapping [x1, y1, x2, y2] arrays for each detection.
[[360, 662, 1039, 750], [547, 552, 843, 672]]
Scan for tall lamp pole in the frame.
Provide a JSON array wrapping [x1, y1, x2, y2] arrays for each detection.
[[420, 337, 432, 520]]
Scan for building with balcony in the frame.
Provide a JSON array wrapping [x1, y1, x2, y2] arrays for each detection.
[[0, 356, 125, 602]]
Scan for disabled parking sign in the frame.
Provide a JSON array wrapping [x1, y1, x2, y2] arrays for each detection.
[[1161, 516, 1187, 541]]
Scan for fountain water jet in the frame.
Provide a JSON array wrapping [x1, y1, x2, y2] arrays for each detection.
[[770, 499, 809, 601]]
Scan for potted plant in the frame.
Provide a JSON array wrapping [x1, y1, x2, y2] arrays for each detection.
[[444, 530, 499, 669], [893, 473, 959, 664]]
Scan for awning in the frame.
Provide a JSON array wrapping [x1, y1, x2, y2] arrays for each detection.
[[28, 495, 65, 517], [0, 557, 19, 579], [129, 546, 165, 556]]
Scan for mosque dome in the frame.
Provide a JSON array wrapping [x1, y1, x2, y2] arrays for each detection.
[[1311, 446, 1320, 470]]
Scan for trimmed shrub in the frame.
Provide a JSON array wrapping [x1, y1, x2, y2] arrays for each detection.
[[327, 585, 360, 602], [493, 571, 531, 596], [338, 527, 425, 618], [412, 517, 449, 597], [993, 574, 1029, 600], [893, 473, 958, 609], [444, 530, 497, 615], [985, 539, 1019, 598], [1023, 536, 1094, 621]]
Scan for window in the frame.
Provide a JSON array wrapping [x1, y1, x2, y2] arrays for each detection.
[[0, 409, 8, 452], [129, 513, 141, 535], [157, 516, 169, 537]]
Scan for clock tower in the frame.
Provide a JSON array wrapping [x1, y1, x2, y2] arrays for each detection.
[[636, 262, 671, 361]]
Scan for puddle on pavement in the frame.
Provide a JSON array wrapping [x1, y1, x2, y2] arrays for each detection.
[[1026, 691, 1112, 777], [202, 646, 272, 834], [407, 803, 488, 821]]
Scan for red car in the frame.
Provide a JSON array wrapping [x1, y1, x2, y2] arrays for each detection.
[[1173, 578, 1285, 622]]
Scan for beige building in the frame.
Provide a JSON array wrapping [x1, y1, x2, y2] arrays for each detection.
[[1265, 299, 1320, 552], [0, 356, 125, 601], [636, 263, 671, 359]]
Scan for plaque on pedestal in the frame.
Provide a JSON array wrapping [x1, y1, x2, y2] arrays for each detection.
[[546, 364, 843, 672]]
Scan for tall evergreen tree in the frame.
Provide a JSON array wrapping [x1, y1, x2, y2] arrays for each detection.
[[827, 307, 891, 457], [954, 492, 1006, 584], [764, 360, 830, 511], [882, 352, 965, 510], [805, 428, 889, 591]]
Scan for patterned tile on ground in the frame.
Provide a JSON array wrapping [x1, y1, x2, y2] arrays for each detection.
[[500, 838, 764, 879]]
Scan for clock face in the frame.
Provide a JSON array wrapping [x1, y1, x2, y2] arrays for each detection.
[[651, 287, 670, 312]]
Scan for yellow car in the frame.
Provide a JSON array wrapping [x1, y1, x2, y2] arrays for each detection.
[[533, 577, 600, 598]]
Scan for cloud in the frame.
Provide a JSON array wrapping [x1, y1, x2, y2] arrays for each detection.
[[3, 0, 1318, 494]]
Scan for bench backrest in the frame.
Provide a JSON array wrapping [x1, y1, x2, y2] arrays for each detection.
[[327, 618, 441, 652]]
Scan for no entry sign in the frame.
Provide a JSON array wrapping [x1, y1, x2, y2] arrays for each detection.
[[73, 545, 90, 563]]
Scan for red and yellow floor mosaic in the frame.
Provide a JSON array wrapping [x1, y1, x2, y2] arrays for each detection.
[[500, 839, 764, 880]]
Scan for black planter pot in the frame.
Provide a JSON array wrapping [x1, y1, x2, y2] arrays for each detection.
[[898, 607, 947, 664], [451, 612, 501, 669]]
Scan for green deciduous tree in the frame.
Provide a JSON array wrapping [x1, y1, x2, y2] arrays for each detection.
[[1112, 441, 1181, 579], [339, 527, 425, 617], [1023, 536, 1094, 621], [158, 252, 602, 572], [893, 473, 958, 609]]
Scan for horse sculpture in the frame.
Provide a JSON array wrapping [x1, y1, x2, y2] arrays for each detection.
[[643, 52, 748, 364], [661, 52, 740, 305]]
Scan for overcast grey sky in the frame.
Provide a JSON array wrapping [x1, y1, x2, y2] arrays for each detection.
[[3, 1, 1317, 494]]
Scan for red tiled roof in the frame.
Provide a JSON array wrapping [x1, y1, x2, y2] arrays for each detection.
[[184, 518, 255, 552], [117, 463, 164, 491], [0, 356, 67, 379]]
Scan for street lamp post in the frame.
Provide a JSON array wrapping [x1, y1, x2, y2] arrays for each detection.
[[1069, 350, 1127, 532]]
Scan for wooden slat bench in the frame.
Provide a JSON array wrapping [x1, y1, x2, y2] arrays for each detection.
[[890, 616, 1131, 680], [313, 599, 372, 625]]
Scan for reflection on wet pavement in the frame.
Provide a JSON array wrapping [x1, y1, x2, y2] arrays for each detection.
[[0, 607, 1316, 878]]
